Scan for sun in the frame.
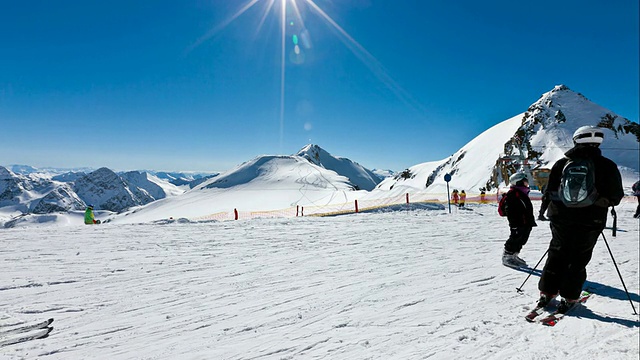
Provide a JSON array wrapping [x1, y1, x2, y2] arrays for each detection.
[[189, 0, 423, 151]]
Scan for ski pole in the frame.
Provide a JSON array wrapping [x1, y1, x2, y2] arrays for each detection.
[[600, 232, 638, 315], [516, 249, 548, 293]]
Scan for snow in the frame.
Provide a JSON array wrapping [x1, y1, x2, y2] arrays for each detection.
[[376, 113, 524, 194], [1, 85, 638, 358], [1, 203, 638, 359], [2, 85, 638, 226], [377, 86, 639, 198]]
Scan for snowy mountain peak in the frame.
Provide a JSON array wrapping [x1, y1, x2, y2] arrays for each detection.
[[511, 85, 639, 172], [72, 167, 169, 212], [295, 144, 382, 191], [552, 84, 569, 92], [7, 164, 39, 175], [378, 85, 639, 194], [0, 166, 13, 179], [295, 144, 327, 166]]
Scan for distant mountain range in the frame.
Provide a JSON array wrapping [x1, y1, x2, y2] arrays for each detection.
[[1, 145, 386, 217], [1, 85, 638, 224], [7, 165, 218, 187], [0, 167, 186, 214]]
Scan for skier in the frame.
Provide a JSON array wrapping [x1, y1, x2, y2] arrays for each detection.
[[633, 180, 640, 218], [537, 126, 624, 313], [459, 190, 467, 208], [502, 173, 536, 267], [84, 205, 98, 225], [452, 189, 459, 206]]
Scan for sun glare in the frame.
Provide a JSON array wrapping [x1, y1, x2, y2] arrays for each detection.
[[190, 0, 423, 151]]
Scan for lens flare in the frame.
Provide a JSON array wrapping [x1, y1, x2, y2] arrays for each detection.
[[302, 0, 427, 114], [190, 0, 426, 151], [186, 0, 262, 53]]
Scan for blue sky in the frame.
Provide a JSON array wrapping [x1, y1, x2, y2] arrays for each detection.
[[1, 0, 638, 173]]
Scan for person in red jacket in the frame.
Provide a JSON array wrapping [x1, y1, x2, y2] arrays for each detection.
[[502, 173, 536, 267], [452, 189, 459, 206]]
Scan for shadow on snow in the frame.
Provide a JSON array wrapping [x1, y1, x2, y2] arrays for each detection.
[[509, 266, 639, 326]]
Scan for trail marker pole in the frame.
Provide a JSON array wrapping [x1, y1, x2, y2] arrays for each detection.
[[444, 173, 452, 214]]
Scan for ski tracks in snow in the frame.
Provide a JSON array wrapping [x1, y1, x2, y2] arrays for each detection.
[[0, 205, 638, 359]]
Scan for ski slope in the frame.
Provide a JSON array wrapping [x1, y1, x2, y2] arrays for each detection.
[[1, 201, 638, 359]]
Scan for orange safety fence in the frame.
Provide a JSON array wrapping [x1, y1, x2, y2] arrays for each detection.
[[190, 193, 640, 222], [192, 211, 235, 222]]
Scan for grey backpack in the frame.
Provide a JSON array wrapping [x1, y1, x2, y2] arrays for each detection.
[[559, 158, 598, 208]]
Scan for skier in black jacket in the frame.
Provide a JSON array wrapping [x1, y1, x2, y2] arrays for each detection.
[[537, 126, 624, 313], [502, 172, 537, 267]]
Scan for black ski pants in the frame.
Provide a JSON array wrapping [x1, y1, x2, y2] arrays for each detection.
[[538, 222, 602, 300], [504, 226, 532, 254]]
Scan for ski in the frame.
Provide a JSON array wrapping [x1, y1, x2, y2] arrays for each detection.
[[539, 292, 592, 327], [525, 305, 549, 322], [524, 296, 559, 322], [0, 327, 53, 348], [0, 318, 53, 337]]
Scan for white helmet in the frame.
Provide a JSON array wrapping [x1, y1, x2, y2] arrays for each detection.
[[573, 126, 604, 145], [509, 172, 528, 186]]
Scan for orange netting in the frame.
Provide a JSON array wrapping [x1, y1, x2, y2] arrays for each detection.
[[191, 193, 639, 221]]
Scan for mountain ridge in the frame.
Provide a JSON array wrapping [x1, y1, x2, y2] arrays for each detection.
[[377, 85, 639, 194], [2, 85, 638, 225]]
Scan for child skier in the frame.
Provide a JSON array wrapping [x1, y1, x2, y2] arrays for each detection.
[[502, 173, 536, 267]]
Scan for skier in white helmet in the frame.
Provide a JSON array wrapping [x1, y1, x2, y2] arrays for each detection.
[[501, 172, 537, 268], [537, 126, 623, 313]]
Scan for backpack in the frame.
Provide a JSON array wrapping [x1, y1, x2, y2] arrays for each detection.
[[498, 192, 518, 217], [559, 157, 598, 208], [498, 194, 508, 216]]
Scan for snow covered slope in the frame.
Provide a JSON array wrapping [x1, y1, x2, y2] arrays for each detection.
[[201, 154, 356, 191], [151, 171, 219, 188], [296, 144, 382, 191], [1, 205, 638, 358], [109, 154, 365, 224], [378, 85, 639, 194], [376, 115, 523, 194], [2, 85, 637, 226]]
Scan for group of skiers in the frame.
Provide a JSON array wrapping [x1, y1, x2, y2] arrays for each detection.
[[501, 125, 626, 314], [451, 189, 466, 207]]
